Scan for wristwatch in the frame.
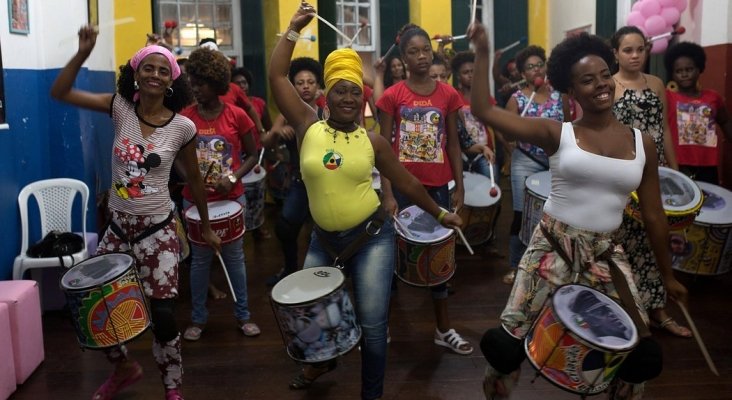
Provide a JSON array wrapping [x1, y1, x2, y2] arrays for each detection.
[[227, 174, 237, 184]]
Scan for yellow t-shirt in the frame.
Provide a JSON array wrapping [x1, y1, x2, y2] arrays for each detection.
[[300, 121, 380, 231]]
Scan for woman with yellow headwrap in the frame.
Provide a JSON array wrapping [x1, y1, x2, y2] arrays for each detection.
[[269, 3, 463, 399]]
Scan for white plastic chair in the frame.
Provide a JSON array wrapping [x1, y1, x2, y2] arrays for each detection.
[[13, 178, 91, 281]]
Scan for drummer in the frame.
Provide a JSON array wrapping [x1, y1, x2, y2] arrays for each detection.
[[50, 27, 221, 400], [467, 23, 688, 399], [268, 3, 462, 399], [179, 48, 261, 341]]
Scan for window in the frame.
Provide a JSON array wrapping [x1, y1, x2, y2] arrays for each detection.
[[156, 0, 234, 50], [336, 0, 378, 52]]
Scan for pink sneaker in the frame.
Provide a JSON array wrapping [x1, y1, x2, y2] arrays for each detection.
[[92, 361, 143, 400], [166, 388, 184, 400]]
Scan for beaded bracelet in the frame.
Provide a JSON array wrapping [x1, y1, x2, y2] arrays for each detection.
[[286, 30, 300, 42]]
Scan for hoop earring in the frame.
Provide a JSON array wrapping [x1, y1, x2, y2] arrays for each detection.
[[322, 105, 330, 121], [165, 87, 174, 97], [134, 80, 140, 91]]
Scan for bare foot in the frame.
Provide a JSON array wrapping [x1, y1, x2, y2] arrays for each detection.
[[208, 283, 227, 300]]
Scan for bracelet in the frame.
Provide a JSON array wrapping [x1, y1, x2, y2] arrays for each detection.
[[437, 209, 448, 224], [286, 29, 300, 42]]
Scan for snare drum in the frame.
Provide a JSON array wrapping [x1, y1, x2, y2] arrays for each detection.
[[61, 253, 151, 349], [458, 172, 501, 246], [671, 181, 732, 275], [270, 267, 361, 363], [521, 171, 551, 245], [626, 167, 703, 230], [371, 167, 381, 194], [525, 284, 638, 395], [242, 167, 267, 230], [395, 205, 456, 287], [184, 200, 244, 246]]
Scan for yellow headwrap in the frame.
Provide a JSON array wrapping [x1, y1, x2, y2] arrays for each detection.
[[323, 48, 363, 95]]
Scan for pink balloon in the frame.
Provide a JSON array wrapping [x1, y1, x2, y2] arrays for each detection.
[[660, 6, 681, 25], [651, 37, 669, 54], [658, 0, 676, 6], [638, 25, 649, 38], [675, 0, 688, 12], [645, 15, 667, 36], [632, 0, 644, 12], [627, 11, 646, 28], [639, 0, 662, 17]]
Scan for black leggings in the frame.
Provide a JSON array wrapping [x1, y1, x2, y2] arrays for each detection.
[[149, 298, 178, 342]]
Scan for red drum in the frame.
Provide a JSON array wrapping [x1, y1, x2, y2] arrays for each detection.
[[671, 181, 732, 275], [458, 171, 501, 246], [521, 171, 551, 245], [525, 284, 638, 395], [242, 167, 267, 230], [626, 167, 703, 230], [61, 253, 151, 349], [184, 200, 244, 245], [395, 205, 456, 287], [271, 267, 361, 363]]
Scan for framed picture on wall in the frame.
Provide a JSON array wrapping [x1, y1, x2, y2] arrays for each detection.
[[88, 0, 99, 26], [8, 0, 29, 35]]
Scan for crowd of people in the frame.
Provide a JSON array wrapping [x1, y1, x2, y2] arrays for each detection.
[[47, 2, 730, 399]]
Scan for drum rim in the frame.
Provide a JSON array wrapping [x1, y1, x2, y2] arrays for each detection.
[[630, 167, 704, 215], [183, 200, 243, 221], [396, 205, 455, 243], [463, 172, 502, 207], [241, 168, 267, 183], [550, 284, 639, 352], [524, 170, 551, 198], [695, 181, 732, 225], [271, 267, 346, 305], [60, 252, 135, 291]]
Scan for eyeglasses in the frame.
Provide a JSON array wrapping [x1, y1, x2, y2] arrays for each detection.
[[524, 61, 546, 71]]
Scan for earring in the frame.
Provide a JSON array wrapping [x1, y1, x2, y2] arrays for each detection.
[[322, 105, 330, 121], [165, 87, 174, 97], [134, 80, 140, 90]]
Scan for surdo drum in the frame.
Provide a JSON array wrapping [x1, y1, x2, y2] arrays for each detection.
[[184, 200, 244, 245], [458, 171, 501, 246], [242, 167, 267, 230], [521, 171, 551, 245]]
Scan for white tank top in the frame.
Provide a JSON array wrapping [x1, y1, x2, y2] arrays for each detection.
[[543, 122, 645, 232]]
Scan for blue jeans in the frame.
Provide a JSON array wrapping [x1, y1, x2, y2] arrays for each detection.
[[509, 149, 548, 268], [303, 217, 394, 400], [184, 196, 251, 324], [392, 185, 450, 300], [276, 175, 309, 272]]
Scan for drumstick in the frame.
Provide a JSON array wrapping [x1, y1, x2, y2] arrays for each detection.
[[202, 161, 215, 182], [520, 77, 545, 117], [441, 207, 474, 255], [434, 34, 467, 43], [348, 21, 367, 47], [257, 148, 265, 166], [216, 252, 238, 303], [488, 163, 498, 197], [59, 17, 136, 45], [391, 215, 409, 237], [470, 0, 478, 23], [383, 42, 397, 59], [675, 300, 719, 376], [315, 14, 352, 42], [498, 37, 526, 53]]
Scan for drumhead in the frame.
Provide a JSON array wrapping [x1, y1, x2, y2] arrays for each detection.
[[395, 205, 454, 243], [525, 171, 551, 200], [371, 167, 381, 191], [241, 167, 266, 183], [271, 267, 345, 305], [657, 167, 703, 214], [695, 181, 732, 225], [60, 253, 134, 290], [463, 171, 500, 207], [185, 200, 242, 221], [551, 284, 638, 351]]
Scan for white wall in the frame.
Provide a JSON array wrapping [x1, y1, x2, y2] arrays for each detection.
[[549, 0, 596, 49], [1, 0, 115, 71], [699, 0, 732, 46]]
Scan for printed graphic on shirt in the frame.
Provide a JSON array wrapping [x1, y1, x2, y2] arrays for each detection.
[[323, 149, 343, 170], [676, 102, 716, 147], [460, 105, 488, 145], [398, 106, 444, 163], [113, 138, 161, 200], [195, 136, 235, 186]]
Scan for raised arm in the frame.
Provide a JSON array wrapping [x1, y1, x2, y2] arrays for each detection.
[[468, 23, 560, 153], [50, 25, 113, 113], [268, 3, 319, 141]]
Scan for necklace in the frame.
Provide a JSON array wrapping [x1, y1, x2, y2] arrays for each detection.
[[323, 121, 358, 144], [135, 104, 171, 128]]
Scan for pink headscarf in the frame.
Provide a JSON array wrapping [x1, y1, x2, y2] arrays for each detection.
[[130, 45, 181, 80]]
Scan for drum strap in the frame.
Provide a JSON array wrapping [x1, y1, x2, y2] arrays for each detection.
[[517, 147, 549, 170], [539, 224, 651, 338], [314, 207, 387, 268], [109, 212, 175, 246]]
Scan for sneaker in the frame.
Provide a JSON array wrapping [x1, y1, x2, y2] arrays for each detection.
[[165, 388, 184, 400], [239, 320, 261, 337], [434, 328, 473, 355], [183, 325, 204, 341], [92, 361, 143, 400]]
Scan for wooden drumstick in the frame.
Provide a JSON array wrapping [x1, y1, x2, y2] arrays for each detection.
[[441, 208, 474, 255], [391, 215, 409, 237], [59, 17, 136, 45], [216, 252, 238, 303], [675, 300, 719, 376], [470, 0, 478, 23], [314, 14, 352, 42]]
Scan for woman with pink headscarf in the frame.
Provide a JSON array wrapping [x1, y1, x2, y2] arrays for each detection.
[[51, 25, 220, 400]]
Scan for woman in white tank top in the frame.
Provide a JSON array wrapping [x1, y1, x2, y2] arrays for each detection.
[[467, 23, 688, 400]]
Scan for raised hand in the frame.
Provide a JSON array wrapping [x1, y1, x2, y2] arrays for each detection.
[[289, 2, 316, 32], [77, 25, 98, 56], [466, 22, 489, 53]]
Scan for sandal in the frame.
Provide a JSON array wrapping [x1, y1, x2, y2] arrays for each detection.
[[502, 271, 516, 285], [288, 360, 337, 390], [434, 328, 474, 355], [239, 321, 261, 337], [183, 325, 204, 341], [92, 361, 143, 400], [651, 317, 692, 338]]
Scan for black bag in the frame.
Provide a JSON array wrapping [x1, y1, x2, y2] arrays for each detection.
[[26, 231, 84, 259]]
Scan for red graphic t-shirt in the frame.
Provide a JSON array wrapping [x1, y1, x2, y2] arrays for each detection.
[[376, 80, 463, 187], [667, 89, 724, 166], [181, 102, 254, 201]]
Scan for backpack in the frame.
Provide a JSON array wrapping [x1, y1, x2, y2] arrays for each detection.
[[26, 231, 84, 266]]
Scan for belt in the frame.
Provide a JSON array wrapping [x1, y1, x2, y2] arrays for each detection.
[[314, 206, 387, 269], [109, 212, 175, 246]]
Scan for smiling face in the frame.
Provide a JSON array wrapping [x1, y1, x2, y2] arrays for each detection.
[[389, 57, 406, 80], [293, 70, 319, 103], [671, 56, 700, 92], [326, 80, 363, 124], [134, 53, 173, 97], [614, 33, 648, 74], [401, 35, 433, 76], [569, 55, 615, 113]]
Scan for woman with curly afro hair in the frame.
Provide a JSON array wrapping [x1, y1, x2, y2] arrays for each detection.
[[468, 23, 688, 399], [51, 26, 220, 400], [178, 47, 261, 343]]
